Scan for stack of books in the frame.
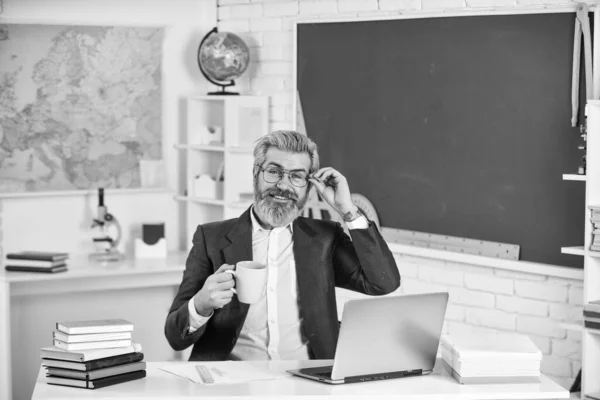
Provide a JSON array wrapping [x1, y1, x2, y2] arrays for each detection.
[[584, 300, 600, 331], [590, 206, 600, 251], [4, 251, 69, 273], [41, 319, 146, 389], [440, 332, 542, 384]]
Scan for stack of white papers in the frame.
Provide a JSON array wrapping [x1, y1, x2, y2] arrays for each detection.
[[440, 332, 542, 384], [160, 361, 288, 384]]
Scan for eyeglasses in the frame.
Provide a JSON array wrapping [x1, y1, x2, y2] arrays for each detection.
[[257, 165, 309, 188]]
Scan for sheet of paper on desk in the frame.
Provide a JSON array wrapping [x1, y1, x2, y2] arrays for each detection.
[[159, 362, 288, 384]]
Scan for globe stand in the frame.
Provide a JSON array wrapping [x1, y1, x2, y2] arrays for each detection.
[[207, 82, 240, 96], [198, 27, 246, 96]]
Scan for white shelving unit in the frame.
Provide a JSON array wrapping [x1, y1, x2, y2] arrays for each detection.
[[175, 95, 269, 251], [561, 246, 586, 256], [563, 174, 587, 181], [581, 100, 600, 397]]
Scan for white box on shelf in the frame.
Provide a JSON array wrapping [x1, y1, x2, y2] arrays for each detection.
[[192, 126, 223, 146], [135, 238, 167, 259], [191, 174, 224, 199]]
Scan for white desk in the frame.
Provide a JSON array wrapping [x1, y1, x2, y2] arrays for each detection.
[[31, 360, 569, 400], [0, 253, 187, 400]]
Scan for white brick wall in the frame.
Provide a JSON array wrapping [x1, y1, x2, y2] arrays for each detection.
[[217, 0, 586, 389]]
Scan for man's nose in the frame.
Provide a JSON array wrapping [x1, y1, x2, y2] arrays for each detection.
[[276, 174, 293, 187]]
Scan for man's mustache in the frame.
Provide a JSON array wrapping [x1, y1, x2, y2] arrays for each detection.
[[261, 188, 298, 202]]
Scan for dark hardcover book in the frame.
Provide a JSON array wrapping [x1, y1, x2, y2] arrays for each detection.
[[6, 251, 69, 261], [42, 352, 144, 372], [7, 251, 69, 261], [46, 369, 146, 389], [584, 310, 600, 319], [5, 265, 67, 273], [46, 361, 146, 380], [584, 320, 600, 330], [4, 259, 66, 268]]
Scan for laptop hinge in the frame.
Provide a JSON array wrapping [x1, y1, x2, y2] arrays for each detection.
[[345, 369, 423, 383]]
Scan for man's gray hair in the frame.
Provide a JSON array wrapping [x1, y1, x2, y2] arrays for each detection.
[[253, 130, 320, 180]]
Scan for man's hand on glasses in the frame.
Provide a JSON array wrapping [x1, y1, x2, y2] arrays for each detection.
[[308, 167, 358, 219]]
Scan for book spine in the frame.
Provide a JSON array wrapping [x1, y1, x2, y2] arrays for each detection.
[[91, 370, 146, 389], [54, 339, 132, 351], [86, 352, 144, 370], [5, 266, 67, 273], [81, 343, 143, 361], [585, 320, 600, 330], [53, 331, 131, 343], [6, 254, 67, 261], [584, 310, 600, 319]]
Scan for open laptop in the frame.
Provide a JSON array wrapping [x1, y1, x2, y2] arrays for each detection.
[[287, 292, 449, 384]]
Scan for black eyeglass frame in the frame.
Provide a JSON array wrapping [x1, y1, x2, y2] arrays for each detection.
[[255, 165, 310, 188]]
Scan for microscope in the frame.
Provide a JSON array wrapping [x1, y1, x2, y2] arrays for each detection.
[[89, 188, 123, 262]]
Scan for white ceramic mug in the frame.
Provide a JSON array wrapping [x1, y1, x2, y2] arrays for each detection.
[[223, 261, 267, 304]]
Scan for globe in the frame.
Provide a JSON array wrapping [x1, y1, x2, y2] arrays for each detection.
[[198, 28, 250, 95]]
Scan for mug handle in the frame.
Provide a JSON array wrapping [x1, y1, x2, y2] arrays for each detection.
[[223, 269, 237, 294]]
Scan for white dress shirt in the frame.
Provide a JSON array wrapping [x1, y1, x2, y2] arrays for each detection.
[[188, 208, 368, 360]]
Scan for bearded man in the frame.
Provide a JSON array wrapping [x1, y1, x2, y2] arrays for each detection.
[[164, 130, 400, 361]]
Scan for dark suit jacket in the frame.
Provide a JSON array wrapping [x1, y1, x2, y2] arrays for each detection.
[[164, 207, 400, 360]]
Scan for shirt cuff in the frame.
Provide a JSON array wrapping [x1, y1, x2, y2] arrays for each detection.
[[345, 215, 369, 230], [188, 298, 212, 334]]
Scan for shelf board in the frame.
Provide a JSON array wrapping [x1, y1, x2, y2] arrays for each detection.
[[174, 144, 225, 152], [560, 246, 600, 257], [562, 246, 586, 256], [174, 195, 225, 206], [562, 174, 586, 181]]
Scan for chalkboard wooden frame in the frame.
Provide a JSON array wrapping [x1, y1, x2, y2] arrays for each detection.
[[293, 8, 593, 269]]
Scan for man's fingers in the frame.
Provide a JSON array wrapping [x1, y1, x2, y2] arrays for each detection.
[[215, 263, 234, 273], [311, 167, 333, 180], [214, 279, 235, 291], [210, 288, 234, 300], [312, 167, 343, 186], [212, 273, 234, 284], [308, 177, 326, 193]]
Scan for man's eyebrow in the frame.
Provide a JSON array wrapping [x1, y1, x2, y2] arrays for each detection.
[[265, 162, 308, 173]]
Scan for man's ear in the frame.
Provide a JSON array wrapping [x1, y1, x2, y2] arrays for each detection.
[[252, 166, 262, 184]]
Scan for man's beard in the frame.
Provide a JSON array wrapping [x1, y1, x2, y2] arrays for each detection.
[[254, 185, 309, 227]]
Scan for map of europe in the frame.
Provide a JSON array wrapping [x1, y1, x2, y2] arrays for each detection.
[[0, 25, 163, 193]]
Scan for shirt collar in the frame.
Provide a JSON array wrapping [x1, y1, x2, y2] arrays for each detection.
[[250, 206, 294, 234]]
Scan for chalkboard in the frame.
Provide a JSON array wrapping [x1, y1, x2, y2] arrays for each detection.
[[297, 13, 588, 268]]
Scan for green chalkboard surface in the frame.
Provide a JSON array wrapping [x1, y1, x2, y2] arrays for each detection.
[[297, 13, 587, 268]]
